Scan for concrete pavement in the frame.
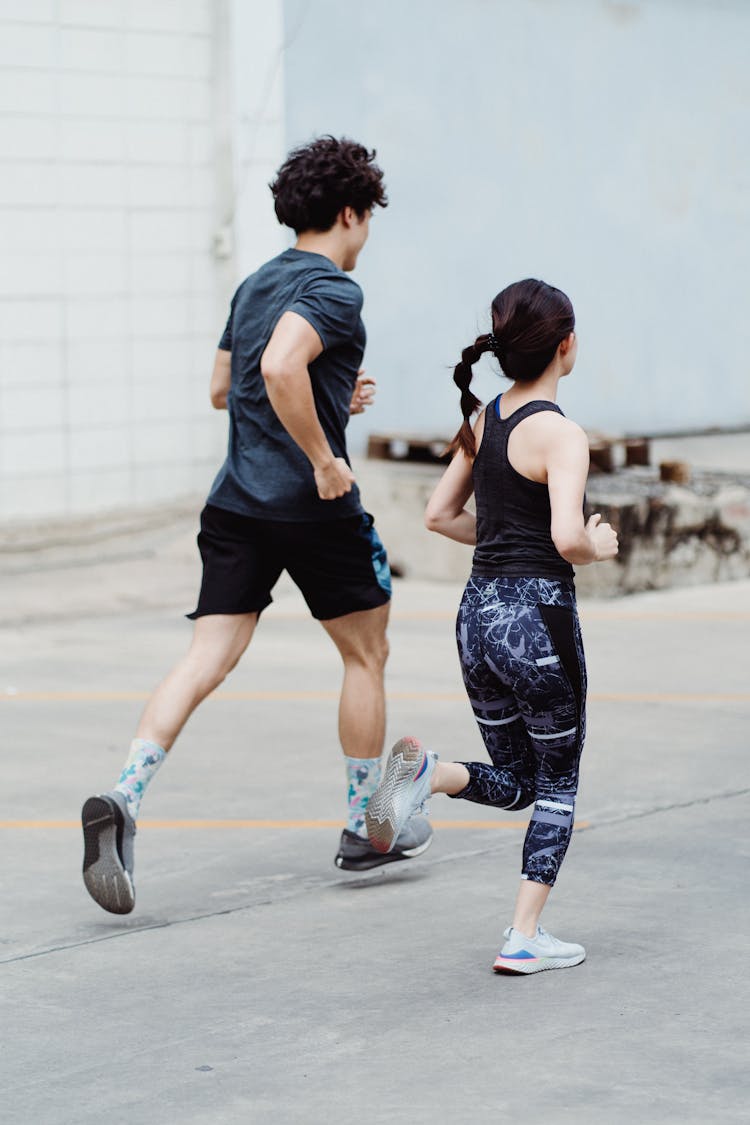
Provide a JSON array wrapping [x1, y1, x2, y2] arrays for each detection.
[[1, 525, 749, 1123]]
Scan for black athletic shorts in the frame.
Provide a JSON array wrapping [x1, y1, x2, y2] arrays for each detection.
[[187, 504, 392, 621]]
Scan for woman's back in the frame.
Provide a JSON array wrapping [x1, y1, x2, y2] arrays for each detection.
[[472, 396, 574, 581]]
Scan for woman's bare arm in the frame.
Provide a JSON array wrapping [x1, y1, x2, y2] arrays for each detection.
[[546, 419, 618, 564], [424, 412, 485, 545]]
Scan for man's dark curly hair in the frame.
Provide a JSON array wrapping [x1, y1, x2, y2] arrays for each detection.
[[270, 135, 388, 234]]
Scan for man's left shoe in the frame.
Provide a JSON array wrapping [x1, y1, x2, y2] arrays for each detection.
[[81, 790, 136, 914], [493, 926, 585, 974], [335, 816, 433, 871]]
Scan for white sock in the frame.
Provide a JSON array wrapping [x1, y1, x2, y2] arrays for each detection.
[[345, 755, 382, 837], [114, 738, 166, 821]]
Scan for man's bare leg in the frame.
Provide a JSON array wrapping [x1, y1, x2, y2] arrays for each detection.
[[320, 601, 390, 760], [136, 612, 258, 750], [82, 612, 258, 914], [321, 601, 431, 868]]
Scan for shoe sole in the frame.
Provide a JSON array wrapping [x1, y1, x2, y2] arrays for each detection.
[[335, 831, 433, 871], [493, 953, 585, 975], [81, 796, 135, 915], [365, 736, 426, 854]]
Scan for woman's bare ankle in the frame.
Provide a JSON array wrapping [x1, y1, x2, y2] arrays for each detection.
[[432, 761, 470, 796]]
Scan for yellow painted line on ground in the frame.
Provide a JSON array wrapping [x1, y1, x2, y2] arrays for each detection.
[[1, 689, 748, 704], [0, 818, 588, 831], [388, 610, 750, 623]]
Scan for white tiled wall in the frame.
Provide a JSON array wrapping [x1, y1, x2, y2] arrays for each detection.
[[0, 0, 285, 522]]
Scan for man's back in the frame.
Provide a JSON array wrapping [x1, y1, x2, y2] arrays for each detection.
[[208, 248, 365, 522]]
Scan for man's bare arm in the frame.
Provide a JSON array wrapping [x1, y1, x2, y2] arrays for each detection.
[[210, 349, 231, 410], [260, 311, 354, 500]]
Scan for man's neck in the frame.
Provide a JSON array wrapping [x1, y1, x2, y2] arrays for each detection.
[[294, 230, 346, 270]]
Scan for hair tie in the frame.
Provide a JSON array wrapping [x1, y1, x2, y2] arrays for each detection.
[[487, 332, 499, 355]]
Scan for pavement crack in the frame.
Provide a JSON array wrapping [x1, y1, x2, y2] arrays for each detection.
[[3, 787, 747, 966], [587, 785, 750, 832]]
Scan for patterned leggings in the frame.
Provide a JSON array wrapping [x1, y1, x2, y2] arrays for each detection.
[[453, 575, 587, 887]]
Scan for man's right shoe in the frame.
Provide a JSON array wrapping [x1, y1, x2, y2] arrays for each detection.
[[81, 791, 136, 914], [335, 815, 433, 871], [365, 736, 437, 855]]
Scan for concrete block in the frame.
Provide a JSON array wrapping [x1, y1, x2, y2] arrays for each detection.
[[0, 116, 58, 161], [0, 21, 56, 67], [131, 461, 193, 505], [132, 376, 182, 421], [131, 420, 191, 463], [66, 340, 129, 383], [666, 537, 721, 585], [60, 27, 124, 71], [67, 380, 130, 427], [125, 119, 188, 164], [0, 162, 59, 206], [60, 0, 125, 29], [0, 472, 67, 519], [188, 418, 227, 461], [60, 118, 127, 163], [188, 165, 216, 209], [62, 252, 128, 297], [131, 338, 191, 382], [129, 253, 192, 295], [186, 209, 214, 253], [0, 209, 60, 254], [59, 163, 128, 207], [68, 424, 130, 470], [65, 297, 128, 339], [128, 164, 193, 208], [126, 0, 212, 35], [1, 383, 66, 431], [60, 71, 126, 117], [69, 467, 132, 513], [0, 429, 66, 476], [0, 341, 64, 387], [185, 371, 215, 416], [1, 1, 56, 24], [187, 123, 213, 165], [130, 295, 189, 338], [124, 30, 211, 79], [662, 484, 711, 533], [715, 486, 750, 539], [0, 299, 63, 342], [0, 252, 62, 298], [125, 75, 210, 121], [0, 68, 56, 114], [61, 209, 128, 252], [129, 209, 189, 252]]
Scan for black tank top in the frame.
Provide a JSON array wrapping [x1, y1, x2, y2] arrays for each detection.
[[471, 396, 575, 581]]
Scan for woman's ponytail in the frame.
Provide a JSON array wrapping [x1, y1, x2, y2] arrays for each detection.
[[446, 334, 490, 459]]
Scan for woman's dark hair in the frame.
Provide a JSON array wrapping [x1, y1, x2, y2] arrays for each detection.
[[270, 136, 388, 234], [447, 279, 575, 459]]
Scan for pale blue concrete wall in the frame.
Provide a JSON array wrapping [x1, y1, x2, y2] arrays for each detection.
[[282, 0, 750, 445]]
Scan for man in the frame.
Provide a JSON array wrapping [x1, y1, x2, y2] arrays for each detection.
[[81, 136, 432, 915]]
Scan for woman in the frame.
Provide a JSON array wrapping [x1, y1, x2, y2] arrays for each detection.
[[366, 279, 618, 974]]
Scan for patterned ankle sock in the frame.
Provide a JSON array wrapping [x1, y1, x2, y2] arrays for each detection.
[[114, 738, 166, 821], [345, 755, 382, 837]]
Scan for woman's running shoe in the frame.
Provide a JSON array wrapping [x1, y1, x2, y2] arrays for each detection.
[[335, 815, 433, 871], [365, 736, 437, 855], [81, 791, 136, 914], [493, 926, 585, 974]]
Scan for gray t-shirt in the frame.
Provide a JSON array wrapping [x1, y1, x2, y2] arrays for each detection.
[[207, 248, 366, 521]]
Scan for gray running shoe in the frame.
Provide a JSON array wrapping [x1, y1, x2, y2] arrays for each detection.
[[493, 926, 585, 975], [365, 736, 437, 855], [81, 791, 136, 914], [335, 816, 433, 871]]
